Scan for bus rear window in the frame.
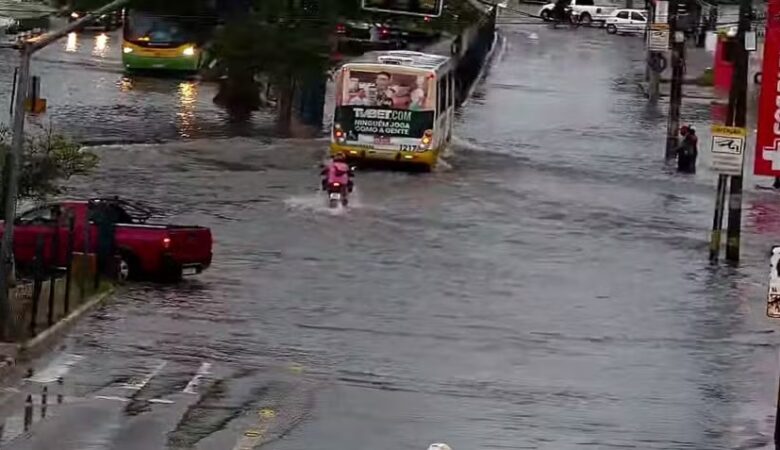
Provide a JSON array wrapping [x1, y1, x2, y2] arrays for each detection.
[[342, 70, 434, 111]]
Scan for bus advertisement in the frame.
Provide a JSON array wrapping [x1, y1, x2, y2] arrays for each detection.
[[331, 52, 454, 170]]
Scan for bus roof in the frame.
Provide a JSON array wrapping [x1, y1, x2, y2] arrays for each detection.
[[345, 50, 451, 72]]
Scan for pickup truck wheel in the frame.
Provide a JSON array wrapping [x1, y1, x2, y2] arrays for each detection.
[[606, 24, 617, 34], [579, 12, 592, 25], [117, 252, 139, 282], [540, 10, 550, 21]]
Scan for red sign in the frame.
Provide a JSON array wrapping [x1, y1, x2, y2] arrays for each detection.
[[756, 0, 780, 176]]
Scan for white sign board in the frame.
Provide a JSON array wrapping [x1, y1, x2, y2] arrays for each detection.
[[648, 24, 669, 51], [654, 0, 668, 23], [745, 31, 757, 51], [768, 246, 780, 318], [710, 125, 747, 176]]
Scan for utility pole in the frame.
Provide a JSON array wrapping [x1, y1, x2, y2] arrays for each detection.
[[0, 46, 30, 341], [665, 0, 685, 159], [724, 0, 750, 264], [0, 0, 130, 341], [646, 0, 661, 102]]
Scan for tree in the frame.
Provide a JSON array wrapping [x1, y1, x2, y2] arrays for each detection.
[[212, 0, 358, 131], [0, 126, 99, 206]]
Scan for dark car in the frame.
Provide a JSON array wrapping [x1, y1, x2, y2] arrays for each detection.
[[68, 9, 122, 31], [334, 20, 403, 53]]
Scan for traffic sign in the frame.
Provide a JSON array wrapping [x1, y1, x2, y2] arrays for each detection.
[[654, 0, 668, 23], [768, 246, 780, 318], [648, 24, 669, 51], [710, 125, 747, 176]]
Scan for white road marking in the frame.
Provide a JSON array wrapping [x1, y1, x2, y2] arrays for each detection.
[[119, 361, 166, 390], [93, 396, 174, 405], [94, 395, 130, 402], [27, 354, 84, 383], [183, 362, 211, 394]]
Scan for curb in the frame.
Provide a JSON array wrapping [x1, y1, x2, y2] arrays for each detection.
[[20, 286, 116, 355], [636, 82, 717, 102], [0, 286, 116, 382]]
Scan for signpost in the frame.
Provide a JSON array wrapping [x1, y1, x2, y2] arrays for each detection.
[[648, 23, 670, 51], [710, 125, 746, 176]]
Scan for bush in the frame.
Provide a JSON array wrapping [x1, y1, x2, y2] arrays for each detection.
[[0, 126, 99, 203]]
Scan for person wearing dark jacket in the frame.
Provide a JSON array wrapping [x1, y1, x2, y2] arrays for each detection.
[[551, 0, 569, 22], [675, 125, 698, 173]]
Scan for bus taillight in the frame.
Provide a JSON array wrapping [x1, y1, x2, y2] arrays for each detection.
[[334, 124, 346, 142], [419, 129, 433, 150]]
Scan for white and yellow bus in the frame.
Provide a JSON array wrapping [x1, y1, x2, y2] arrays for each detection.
[[330, 50, 455, 171]]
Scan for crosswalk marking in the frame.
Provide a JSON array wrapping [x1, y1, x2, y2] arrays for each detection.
[[118, 361, 167, 390], [183, 362, 212, 394], [27, 354, 84, 383], [95, 395, 130, 402]]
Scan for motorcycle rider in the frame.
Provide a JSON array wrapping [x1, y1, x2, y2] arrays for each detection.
[[321, 152, 354, 193], [551, 0, 570, 22]]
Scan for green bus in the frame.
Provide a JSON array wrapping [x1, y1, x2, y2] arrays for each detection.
[[122, 9, 215, 72]]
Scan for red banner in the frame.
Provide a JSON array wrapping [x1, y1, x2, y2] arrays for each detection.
[[756, 0, 780, 176]]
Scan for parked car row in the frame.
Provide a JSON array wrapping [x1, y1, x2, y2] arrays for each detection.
[[539, 1, 648, 36]]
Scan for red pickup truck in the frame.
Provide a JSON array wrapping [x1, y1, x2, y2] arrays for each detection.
[[6, 198, 212, 281]]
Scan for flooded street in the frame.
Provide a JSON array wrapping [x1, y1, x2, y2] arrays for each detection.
[[0, 30, 274, 143], [2, 16, 780, 450]]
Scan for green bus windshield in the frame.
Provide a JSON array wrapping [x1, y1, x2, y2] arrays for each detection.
[[124, 10, 206, 46]]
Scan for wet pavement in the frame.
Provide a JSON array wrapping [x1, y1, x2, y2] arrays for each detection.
[[2, 13, 780, 450]]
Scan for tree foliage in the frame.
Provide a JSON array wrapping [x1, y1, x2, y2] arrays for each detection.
[[0, 126, 99, 202]]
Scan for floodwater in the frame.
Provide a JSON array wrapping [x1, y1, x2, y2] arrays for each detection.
[[1, 10, 780, 450]]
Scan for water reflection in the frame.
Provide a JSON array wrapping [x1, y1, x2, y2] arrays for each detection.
[[92, 33, 109, 57], [65, 32, 77, 53], [177, 82, 197, 138]]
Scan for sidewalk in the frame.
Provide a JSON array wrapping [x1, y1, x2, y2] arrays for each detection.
[[638, 42, 718, 102]]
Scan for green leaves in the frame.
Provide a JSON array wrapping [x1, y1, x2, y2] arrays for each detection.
[[0, 126, 99, 201]]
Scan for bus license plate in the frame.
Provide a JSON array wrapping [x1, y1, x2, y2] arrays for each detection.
[[374, 136, 390, 145], [183, 267, 198, 276]]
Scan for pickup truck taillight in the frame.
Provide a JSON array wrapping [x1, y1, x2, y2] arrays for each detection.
[[163, 237, 171, 249]]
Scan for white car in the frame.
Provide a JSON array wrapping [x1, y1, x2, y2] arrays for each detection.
[[605, 9, 647, 35], [539, 0, 616, 26]]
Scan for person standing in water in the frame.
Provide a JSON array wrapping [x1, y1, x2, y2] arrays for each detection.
[[675, 125, 698, 174]]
